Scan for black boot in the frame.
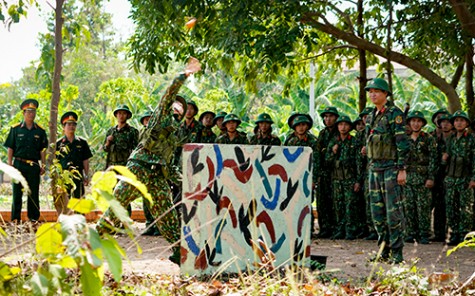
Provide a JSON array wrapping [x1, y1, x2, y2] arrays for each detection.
[[390, 247, 404, 264], [447, 234, 460, 246]]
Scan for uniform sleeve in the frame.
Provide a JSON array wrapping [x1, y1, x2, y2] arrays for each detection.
[[82, 140, 93, 161], [103, 128, 113, 152], [4, 127, 16, 150], [390, 108, 410, 169], [427, 135, 438, 181], [40, 129, 48, 150]]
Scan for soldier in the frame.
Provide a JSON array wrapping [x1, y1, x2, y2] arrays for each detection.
[[284, 113, 319, 237], [430, 108, 450, 139], [249, 113, 281, 145], [213, 111, 228, 137], [103, 105, 139, 169], [442, 110, 475, 246], [325, 114, 361, 240], [176, 100, 202, 144], [4, 99, 48, 223], [404, 111, 437, 244], [365, 78, 409, 264], [96, 58, 201, 264], [197, 110, 217, 143], [356, 107, 378, 240], [138, 110, 160, 236], [55, 112, 93, 214], [316, 106, 339, 238], [216, 114, 249, 144], [353, 117, 365, 133], [432, 113, 453, 242]]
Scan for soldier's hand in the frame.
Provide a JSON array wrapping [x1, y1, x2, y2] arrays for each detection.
[[40, 167, 46, 176], [469, 180, 475, 189], [106, 135, 114, 144], [361, 146, 366, 156], [397, 169, 406, 186], [185, 57, 201, 76], [425, 179, 434, 188], [354, 182, 361, 192], [332, 144, 339, 154], [442, 153, 449, 162]]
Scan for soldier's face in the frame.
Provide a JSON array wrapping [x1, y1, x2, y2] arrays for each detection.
[[368, 89, 388, 106], [23, 109, 36, 122], [172, 101, 185, 120], [409, 118, 424, 132], [361, 114, 368, 124], [435, 113, 444, 128], [355, 121, 365, 132], [186, 104, 197, 119], [201, 114, 214, 127], [216, 118, 225, 130], [258, 122, 271, 133], [143, 117, 151, 127], [225, 121, 238, 132], [338, 122, 351, 135], [323, 114, 337, 127], [116, 111, 129, 123], [453, 117, 469, 132], [440, 120, 452, 132], [63, 122, 77, 134], [294, 123, 309, 136]]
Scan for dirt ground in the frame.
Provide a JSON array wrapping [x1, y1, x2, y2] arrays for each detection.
[[1, 222, 473, 285], [115, 223, 475, 284]]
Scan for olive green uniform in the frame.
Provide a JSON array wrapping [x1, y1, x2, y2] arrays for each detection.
[[103, 124, 139, 168], [216, 132, 249, 144]]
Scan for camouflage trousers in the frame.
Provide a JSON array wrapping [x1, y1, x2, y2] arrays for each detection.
[[404, 172, 432, 239], [332, 179, 358, 236], [96, 161, 180, 245], [363, 174, 376, 234], [317, 173, 335, 234], [432, 171, 447, 239], [368, 167, 406, 249], [444, 176, 474, 237]]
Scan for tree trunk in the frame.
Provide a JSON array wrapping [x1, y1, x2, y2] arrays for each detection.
[[305, 18, 462, 112], [357, 0, 367, 112], [386, 0, 393, 98], [47, 0, 64, 214], [466, 43, 474, 117], [449, 0, 475, 38]]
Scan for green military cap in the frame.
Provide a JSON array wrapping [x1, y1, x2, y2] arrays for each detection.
[[353, 117, 363, 125], [255, 113, 274, 124], [431, 108, 450, 125], [407, 110, 427, 126], [288, 113, 313, 129], [186, 100, 199, 114], [359, 107, 373, 118], [364, 78, 392, 96], [139, 110, 153, 126], [113, 104, 132, 119], [437, 113, 451, 126], [319, 106, 339, 119], [450, 110, 471, 125], [60, 111, 78, 125], [199, 111, 216, 122], [213, 111, 228, 125], [20, 99, 39, 110], [335, 113, 353, 128], [222, 113, 241, 126]]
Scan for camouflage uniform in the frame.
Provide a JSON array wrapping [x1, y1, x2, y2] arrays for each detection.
[[97, 73, 189, 260], [249, 113, 281, 145], [325, 114, 359, 239], [404, 111, 437, 243], [216, 114, 249, 144], [103, 123, 139, 168], [365, 79, 409, 262], [443, 110, 475, 245]]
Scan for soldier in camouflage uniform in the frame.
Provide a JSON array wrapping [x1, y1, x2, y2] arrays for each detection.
[[404, 111, 437, 244], [103, 105, 139, 168], [284, 113, 319, 237], [432, 111, 452, 241], [316, 106, 339, 238], [96, 58, 201, 264], [216, 114, 249, 144], [197, 111, 217, 143], [249, 113, 281, 145], [365, 78, 409, 264], [325, 114, 361, 240], [442, 110, 475, 246], [213, 111, 228, 138]]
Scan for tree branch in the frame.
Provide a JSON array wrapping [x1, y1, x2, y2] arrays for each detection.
[[297, 45, 357, 62], [448, 0, 475, 38]]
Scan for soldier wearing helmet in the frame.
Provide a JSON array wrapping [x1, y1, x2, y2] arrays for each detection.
[[249, 113, 281, 145], [216, 113, 249, 144]]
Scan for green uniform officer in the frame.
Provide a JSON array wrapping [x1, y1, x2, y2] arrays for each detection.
[[55, 112, 93, 214], [4, 99, 48, 222], [216, 114, 249, 144], [249, 113, 281, 145], [365, 78, 410, 264]]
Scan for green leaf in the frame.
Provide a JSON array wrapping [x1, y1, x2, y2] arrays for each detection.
[[91, 171, 117, 193], [36, 223, 63, 255], [30, 273, 49, 296], [67, 198, 95, 214], [0, 261, 19, 281], [80, 261, 102, 296], [59, 214, 88, 260], [101, 239, 123, 282], [116, 174, 152, 204], [0, 161, 30, 195]]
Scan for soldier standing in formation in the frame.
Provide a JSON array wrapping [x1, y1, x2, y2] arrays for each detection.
[[216, 114, 249, 144], [197, 111, 217, 143], [365, 78, 409, 264], [404, 111, 437, 244], [442, 110, 475, 245], [213, 111, 228, 136], [55, 112, 93, 214], [4, 99, 47, 222], [326, 114, 360, 240], [249, 113, 281, 145]]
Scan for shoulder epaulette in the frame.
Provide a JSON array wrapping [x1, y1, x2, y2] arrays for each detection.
[[11, 123, 21, 128]]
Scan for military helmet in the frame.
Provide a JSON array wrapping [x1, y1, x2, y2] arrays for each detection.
[[199, 111, 216, 124], [359, 107, 373, 118], [186, 100, 199, 114], [450, 110, 471, 125], [335, 113, 353, 129], [20, 99, 39, 111], [436, 113, 451, 126], [431, 108, 450, 126], [288, 113, 313, 129], [139, 110, 153, 126], [364, 78, 392, 96], [407, 110, 427, 126], [113, 104, 132, 119], [319, 106, 339, 119], [213, 111, 228, 125], [255, 113, 274, 124], [353, 117, 363, 125], [222, 113, 241, 126], [60, 111, 78, 125]]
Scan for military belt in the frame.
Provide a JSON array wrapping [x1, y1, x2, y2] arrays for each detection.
[[15, 157, 39, 166]]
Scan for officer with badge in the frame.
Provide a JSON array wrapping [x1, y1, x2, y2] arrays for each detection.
[[4, 99, 48, 222], [55, 112, 93, 214]]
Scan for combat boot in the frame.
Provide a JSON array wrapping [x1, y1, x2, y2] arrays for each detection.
[[390, 247, 404, 264]]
